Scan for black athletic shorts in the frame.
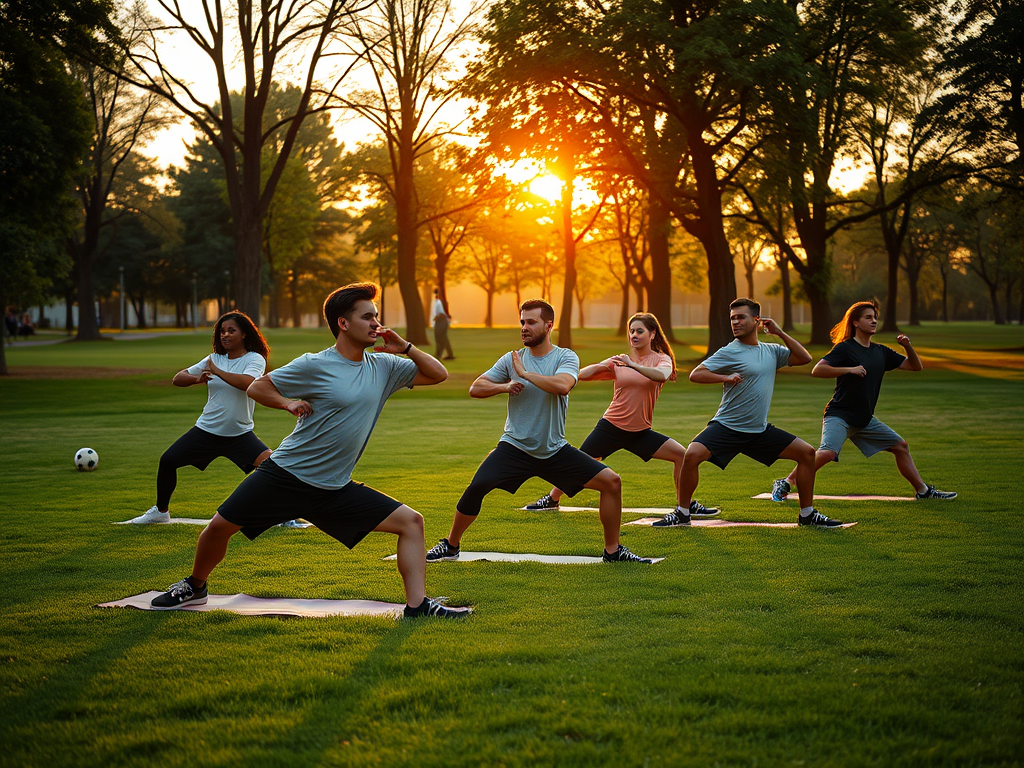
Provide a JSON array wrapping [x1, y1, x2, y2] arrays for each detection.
[[218, 459, 403, 548], [691, 421, 798, 469], [579, 418, 671, 462], [457, 441, 607, 516], [163, 426, 268, 473]]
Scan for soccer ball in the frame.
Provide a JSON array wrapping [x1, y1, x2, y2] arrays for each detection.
[[75, 448, 99, 471]]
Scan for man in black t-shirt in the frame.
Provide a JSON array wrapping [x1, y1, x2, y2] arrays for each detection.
[[771, 301, 957, 501]]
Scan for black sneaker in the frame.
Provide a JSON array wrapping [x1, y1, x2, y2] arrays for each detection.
[[404, 597, 471, 619], [916, 485, 957, 500], [525, 494, 558, 510], [798, 509, 844, 528], [651, 508, 691, 527], [425, 537, 460, 562], [151, 578, 208, 610], [771, 478, 791, 502], [602, 544, 654, 563], [689, 500, 720, 517]]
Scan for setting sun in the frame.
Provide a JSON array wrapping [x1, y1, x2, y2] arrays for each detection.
[[528, 173, 565, 203]]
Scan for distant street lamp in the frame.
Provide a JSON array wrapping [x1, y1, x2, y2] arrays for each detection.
[[119, 265, 125, 333], [192, 273, 198, 330]]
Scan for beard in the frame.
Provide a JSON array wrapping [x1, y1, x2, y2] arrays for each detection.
[[523, 332, 546, 347]]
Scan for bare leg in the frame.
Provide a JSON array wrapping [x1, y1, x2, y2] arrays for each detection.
[[651, 439, 687, 505], [445, 511, 478, 549], [549, 486, 564, 502], [374, 505, 426, 606], [779, 439, 817, 508], [582, 467, 622, 553], [191, 513, 243, 583], [679, 442, 712, 508], [887, 440, 927, 492], [785, 449, 835, 487]]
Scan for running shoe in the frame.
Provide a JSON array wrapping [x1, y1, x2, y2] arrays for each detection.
[[404, 597, 471, 619], [915, 485, 957, 500], [277, 519, 306, 528], [689, 500, 720, 517], [798, 509, 844, 528], [525, 494, 558, 510], [129, 506, 170, 524], [651, 508, 691, 527], [426, 537, 460, 562], [771, 478, 791, 502], [602, 544, 653, 563], [151, 578, 208, 609]]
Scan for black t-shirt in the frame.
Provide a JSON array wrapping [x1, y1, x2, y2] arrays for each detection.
[[820, 339, 906, 428]]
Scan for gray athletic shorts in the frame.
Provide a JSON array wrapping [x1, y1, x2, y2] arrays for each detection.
[[820, 415, 902, 460]]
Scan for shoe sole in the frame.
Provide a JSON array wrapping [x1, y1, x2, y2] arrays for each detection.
[[651, 521, 691, 528], [690, 510, 720, 517], [525, 506, 558, 510], [426, 555, 460, 562], [916, 495, 957, 500], [131, 517, 171, 524], [798, 523, 844, 529], [151, 596, 209, 610]]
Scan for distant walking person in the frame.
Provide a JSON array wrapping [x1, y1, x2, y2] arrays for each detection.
[[433, 288, 455, 360], [527, 312, 719, 520], [426, 299, 654, 564], [149, 283, 466, 619], [653, 298, 844, 529], [770, 300, 957, 502], [130, 312, 273, 524], [5, 308, 17, 344]]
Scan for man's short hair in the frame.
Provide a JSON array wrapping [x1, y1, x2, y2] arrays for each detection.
[[729, 297, 761, 316], [323, 282, 378, 337], [520, 298, 555, 323]]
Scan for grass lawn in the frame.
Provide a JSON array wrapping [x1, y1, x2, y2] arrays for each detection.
[[1, 322, 1022, 767]]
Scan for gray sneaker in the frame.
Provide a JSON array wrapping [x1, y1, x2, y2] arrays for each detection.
[[652, 507, 691, 527], [771, 478, 791, 502], [426, 537, 460, 562], [129, 506, 170, 524], [602, 544, 653, 563], [916, 485, 957, 500]]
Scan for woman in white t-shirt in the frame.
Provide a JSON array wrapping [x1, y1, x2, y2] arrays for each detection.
[[129, 312, 274, 524]]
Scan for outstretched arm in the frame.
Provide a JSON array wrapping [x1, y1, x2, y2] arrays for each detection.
[[579, 361, 616, 381], [761, 317, 812, 366], [247, 376, 313, 418], [510, 350, 575, 395], [897, 334, 923, 371], [376, 328, 448, 386]]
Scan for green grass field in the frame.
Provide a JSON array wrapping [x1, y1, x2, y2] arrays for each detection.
[[1, 324, 1022, 767]]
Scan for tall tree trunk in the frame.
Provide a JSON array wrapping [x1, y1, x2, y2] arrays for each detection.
[[987, 282, 1004, 324], [64, 286, 75, 333], [646, 194, 675, 343], [0, 283, 8, 375], [779, 255, 794, 332], [907, 262, 921, 326], [395, 139, 427, 344], [745, 267, 755, 300], [618, 279, 630, 336], [941, 272, 949, 322], [557, 167, 577, 349], [290, 269, 301, 328], [234, 206, 264, 324], [485, 289, 494, 328]]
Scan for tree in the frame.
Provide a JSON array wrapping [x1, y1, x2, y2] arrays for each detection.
[[338, 0, 483, 344], [67, 2, 171, 340], [120, 0, 356, 322], [0, 0, 114, 373]]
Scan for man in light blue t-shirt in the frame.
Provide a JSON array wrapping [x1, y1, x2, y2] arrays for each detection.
[[652, 298, 845, 529], [425, 299, 654, 564], [148, 283, 470, 619]]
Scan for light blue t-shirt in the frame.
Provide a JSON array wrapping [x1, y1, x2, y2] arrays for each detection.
[[187, 351, 266, 436], [482, 346, 579, 459], [268, 348, 418, 489], [701, 340, 791, 433]]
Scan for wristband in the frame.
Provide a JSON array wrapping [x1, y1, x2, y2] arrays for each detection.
[[403, 342, 413, 355]]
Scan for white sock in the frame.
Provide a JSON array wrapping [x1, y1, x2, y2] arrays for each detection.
[[800, 506, 814, 517]]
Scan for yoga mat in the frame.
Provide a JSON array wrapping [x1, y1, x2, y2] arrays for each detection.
[[625, 517, 858, 529], [97, 591, 408, 618], [114, 518, 313, 527], [388, 551, 665, 564], [520, 505, 698, 515], [751, 493, 913, 501]]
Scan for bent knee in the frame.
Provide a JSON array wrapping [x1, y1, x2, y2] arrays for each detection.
[[593, 468, 621, 493], [888, 439, 909, 453]]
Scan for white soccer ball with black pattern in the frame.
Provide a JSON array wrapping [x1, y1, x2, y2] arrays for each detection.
[[75, 448, 99, 471]]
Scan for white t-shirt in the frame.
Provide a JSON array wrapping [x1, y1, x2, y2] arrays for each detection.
[[433, 298, 445, 319], [187, 351, 267, 436]]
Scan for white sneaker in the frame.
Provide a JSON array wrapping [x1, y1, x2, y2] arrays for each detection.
[[277, 519, 306, 528], [129, 506, 170, 524]]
